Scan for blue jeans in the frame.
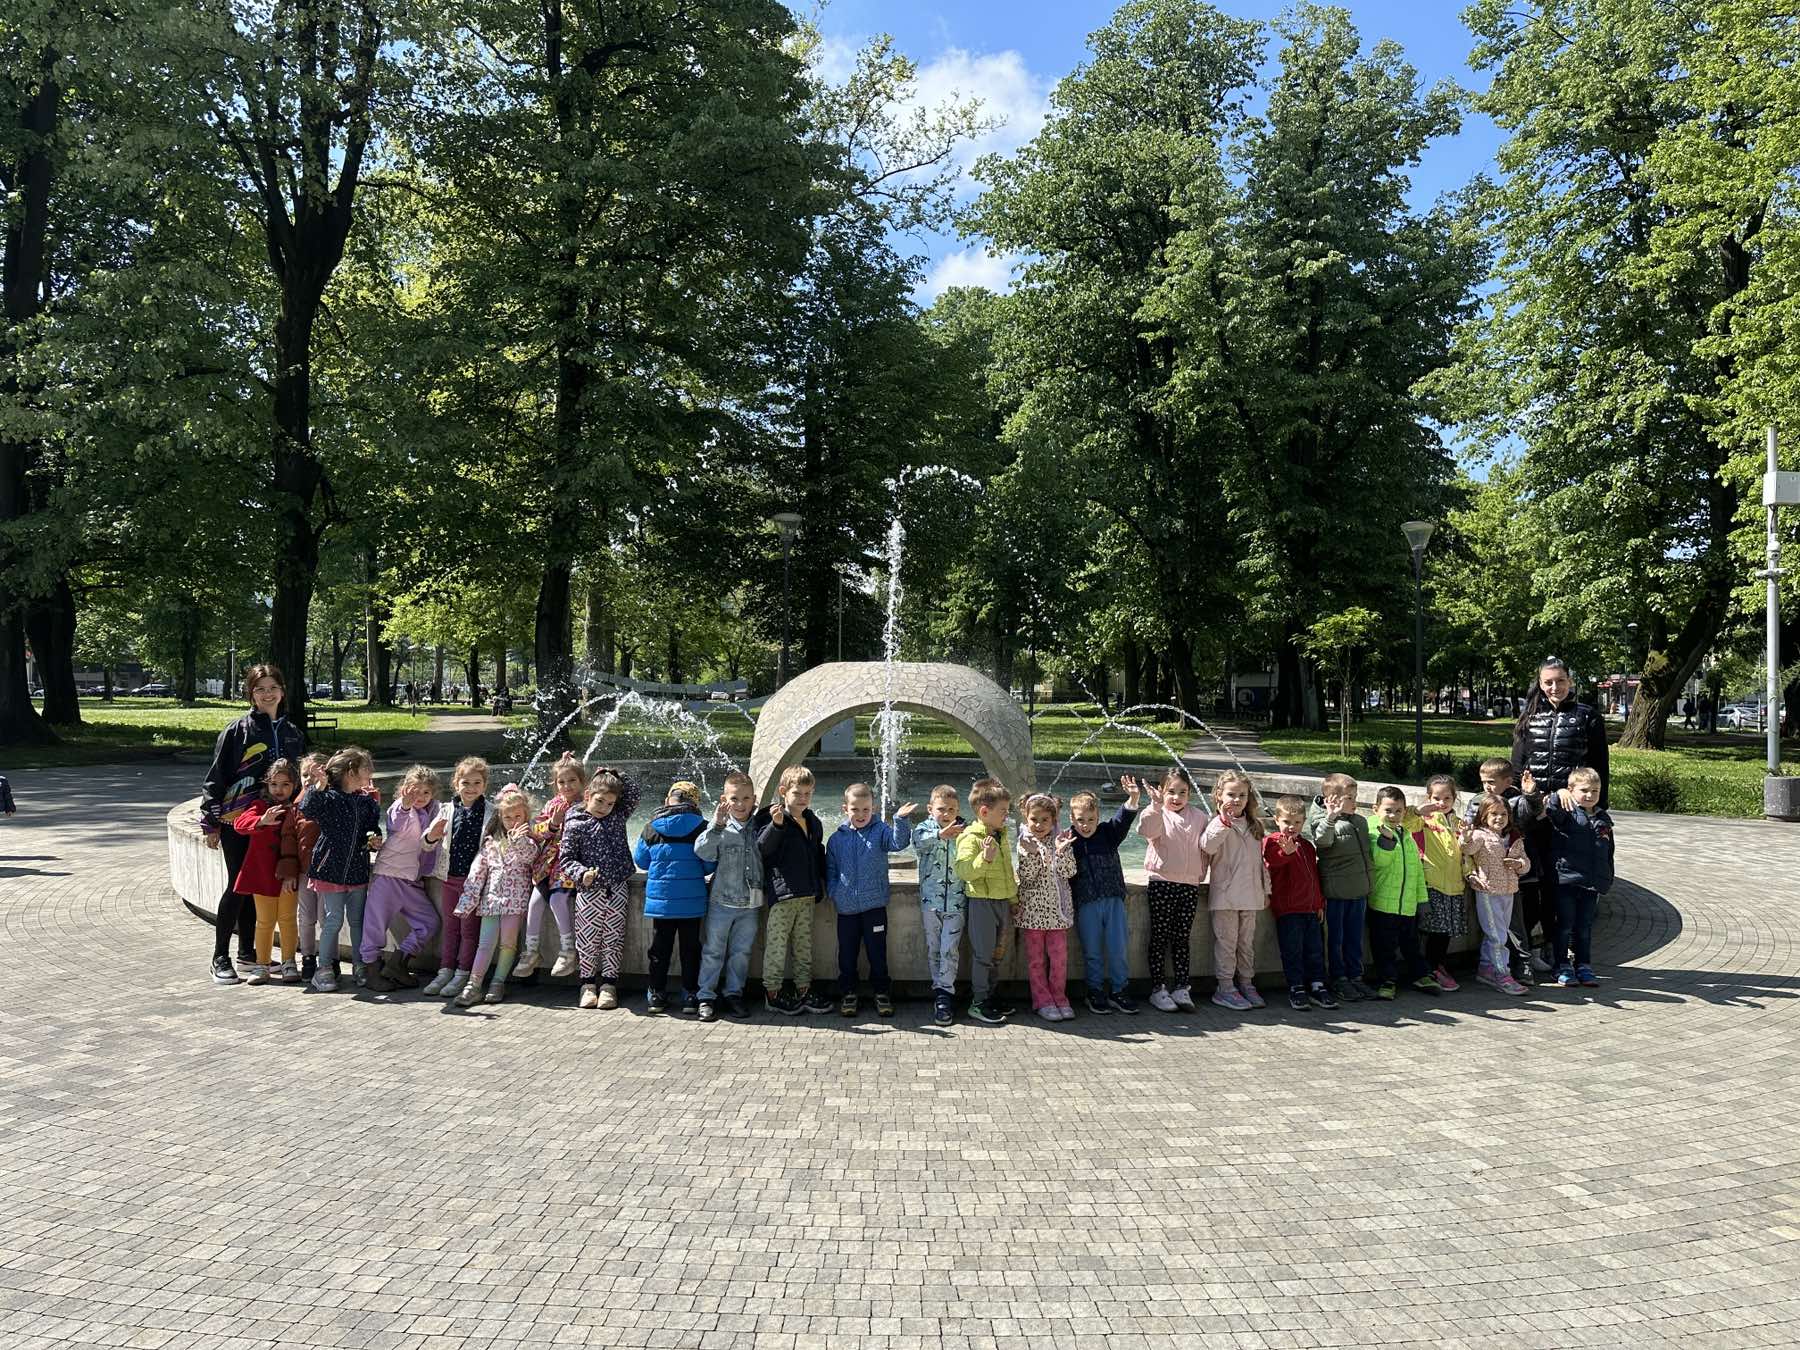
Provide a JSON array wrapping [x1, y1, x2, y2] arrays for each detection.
[[1274, 912, 1326, 992], [317, 887, 367, 966], [1325, 895, 1366, 981], [697, 904, 760, 1000], [1553, 883, 1599, 970], [1076, 896, 1129, 995], [836, 906, 889, 995]]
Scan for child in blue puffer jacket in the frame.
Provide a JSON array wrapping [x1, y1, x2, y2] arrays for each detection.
[[632, 779, 713, 1014], [825, 782, 916, 1018]]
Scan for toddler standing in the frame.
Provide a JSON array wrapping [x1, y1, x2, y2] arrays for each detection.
[[753, 766, 829, 1015], [230, 758, 302, 984], [288, 753, 327, 985], [1069, 776, 1141, 1015], [634, 780, 712, 1014], [1414, 775, 1471, 992], [517, 755, 585, 979], [911, 784, 968, 1025], [694, 771, 766, 1022], [1137, 767, 1208, 1012], [1461, 792, 1530, 995], [424, 757, 490, 998], [954, 778, 1018, 1025], [1201, 770, 1270, 1011], [1304, 773, 1375, 1002], [453, 784, 540, 1006], [1365, 787, 1442, 1000], [559, 767, 640, 1010], [303, 746, 384, 993], [1014, 793, 1078, 1021], [1263, 796, 1336, 1010], [824, 783, 915, 1018], [1535, 765, 1614, 988], [362, 764, 445, 993]]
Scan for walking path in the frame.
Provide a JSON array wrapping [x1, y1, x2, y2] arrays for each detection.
[[3, 760, 1800, 1345]]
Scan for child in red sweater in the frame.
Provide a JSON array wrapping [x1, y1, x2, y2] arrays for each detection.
[[1263, 795, 1338, 1011], [231, 758, 303, 984]]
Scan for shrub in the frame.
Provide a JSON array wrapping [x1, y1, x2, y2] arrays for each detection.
[[1384, 742, 1413, 779], [1359, 743, 1383, 769], [1618, 762, 1683, 814], [1456, 756, 1485, 792], [1422, 750, 1456, 780]]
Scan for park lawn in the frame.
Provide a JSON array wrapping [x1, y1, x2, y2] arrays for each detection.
[[7, 698, 453, 768], [1261, 714, 1798, 820]]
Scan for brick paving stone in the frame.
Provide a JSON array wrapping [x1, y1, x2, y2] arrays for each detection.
[[1, 763, 1799, 1346]]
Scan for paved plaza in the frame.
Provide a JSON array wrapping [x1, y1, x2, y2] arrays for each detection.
[[4, 761, 1800, 1349]]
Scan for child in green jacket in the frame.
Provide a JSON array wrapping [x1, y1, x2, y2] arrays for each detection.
[[1366, 786, 1444, 1000], [953, 778, 1018, 1024]]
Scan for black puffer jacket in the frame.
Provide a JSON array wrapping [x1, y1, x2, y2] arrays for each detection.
[[752, 805, 826, 903], [1511, 694, 1610, 808]]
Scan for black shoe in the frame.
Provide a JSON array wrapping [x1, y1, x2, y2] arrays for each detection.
[[840, 993, 858, 1017], [991, 996, 1017, 1017], [646, 990, 667, 1015], [299, 955, 318, 982], [211, 955, 241, 985], [698, 1001, 718, 1022], [803, 990, 834, 1014], [967, 1000, 1006, 1025], [725, 995, 751, 1020], [933, 996, 953, 1026], [1085, 993, 1112, 1016], [1108, 992, 1138, 1014], [874, 994, 895, 1018], [1308, 984, 1340, 1010], [764, 988, 787, 1014], [681, 993, 701, 1015], [1288, 989, 1310, 1011]]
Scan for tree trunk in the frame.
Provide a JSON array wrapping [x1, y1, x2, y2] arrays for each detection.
[[618, 645, 634, 679], [102, 666, 113, 701], [1122, 639, 1141, 710], [331, 630, 344, 699], [25, 578, 80, 725], [177, 616, 198, 703], [584, 581, 612, 671], [464, 644, 480, 701], [266, 288, 324, 734], [364, 554, 393, 709], [1167, 635, 1200, 719], [1619, 578, 1730, 751], [666, 627, 683, 685], [494, 643, 507, 693]]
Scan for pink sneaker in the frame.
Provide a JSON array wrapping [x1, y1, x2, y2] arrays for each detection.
[[1236, 982, 1266, 1009], [1211, 989, 1251, 1011], [1432, 965, 1460, 992], [1499, 973, 1528, 996]]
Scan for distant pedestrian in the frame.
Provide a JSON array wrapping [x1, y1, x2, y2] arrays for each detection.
[[1682, 695, 1695, 729], [0, 773, 13, 817]]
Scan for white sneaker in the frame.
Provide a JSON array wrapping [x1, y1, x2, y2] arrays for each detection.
[[277, 961, 298, 982], [550, 950, 578, 978], [1148, 986, 1178, 1012], [422, 967, 456, 996], [579, 984, 599, 1009], [1171, 985, 1196, 1011], [245, 964, 269, 986], [455, 977, 484, 1007], [311, 965, 338, 993], [1036, 1005, 1063, 1021], [513, 944, 540, 978], [597, 984, 619, 1010], [443, 968, 471, 999]]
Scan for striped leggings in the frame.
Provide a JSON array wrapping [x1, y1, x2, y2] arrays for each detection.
[[577, 880, 630, 983]]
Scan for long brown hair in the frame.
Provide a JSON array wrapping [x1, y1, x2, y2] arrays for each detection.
[[242, 662, 286, 705], [1513, 656, 1571, 738]]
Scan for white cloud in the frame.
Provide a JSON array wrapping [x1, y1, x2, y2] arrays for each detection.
[[916, 245, 1023, 303], [908, 47, 1050, 182]]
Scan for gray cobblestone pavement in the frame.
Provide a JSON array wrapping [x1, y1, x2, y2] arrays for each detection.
[[3, 762, 1799, 1348]]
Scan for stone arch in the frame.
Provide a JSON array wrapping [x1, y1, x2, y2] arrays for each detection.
[[749, 661, 1036, 804]]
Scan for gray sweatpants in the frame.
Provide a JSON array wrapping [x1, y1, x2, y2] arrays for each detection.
[[965, 898, 1010, 1002], [921, 905, 965, 994]]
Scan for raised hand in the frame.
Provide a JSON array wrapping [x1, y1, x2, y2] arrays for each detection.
[[769, 800, 786, 826], [713, 799, 730, 828], [1145, 781, 1165, 808], [981, 835, 998, 862], [941, 822, 963, 841], [895, 802, 918, 820], [1278, 832, 1299, 855], [1520, 769, 1537, 795]]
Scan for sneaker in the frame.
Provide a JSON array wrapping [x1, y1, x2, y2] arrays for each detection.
[[991, 996, 1018, 1017], [1514, 961, 1537, 988], [1529, 951, 1554, 975], [967, 1001, 1006, 1024], [1412, 974, 1443, 995], [513, 945, 540, 978], [764, 988, 787, 1014], [840, 993, 858, 1017], [550, 950, 578, 978], [681, 993, 701, 1016], [646, 989, 667, 1015], [1108, 992, 1138, 1015], [1148, 986, 1178, 1013], [1499, 973, 1528, 996], [933, 996, 953, 1026], [803, 990, 835, 1015], [441, 968, 470, 999], [235, 952, 257, 972], [455, 977, 484, 1007], [211, 955, 241, 986], [352, 962, 368, 988], [1057, 1004, 1075, 1020], [1376, 981, 1398, 1000], [1237, 983, 1266, 1009], [1577, 965, 1599, 987], [725, 995, 751, 1020], [422, 967, 456, 996], [1171, 985, 1196, 1011], [483, 979, 506, 1005], [1555, 966, 1577, 988], [1308, 984, 1339, 1010], [579, 983, 599, 1010], [597, 983, 619, 1010], [246, 964, 269, 986], [1332, 977, 1360, 1003], [278, 961, 298, 982], [698, 1001, 718, 1022], [1475, 963, 1504, 991], [1085, 993, 1112, 1016], [1350, 977, 1377, 1000], [1432, 964, 1460, 992], [299, 955, 317, 982], [310, 965, 338, 993], [873, 994, 895, 1018], [1211, 989, 1251, 1011], [1288, 989, 1310, 1011], [1037, 1005, 1062, 1021]]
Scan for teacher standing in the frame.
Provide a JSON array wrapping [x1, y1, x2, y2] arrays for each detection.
[[201, 664, 305, 985]]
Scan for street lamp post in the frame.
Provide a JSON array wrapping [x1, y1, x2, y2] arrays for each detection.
[[771, 512, 803, 688], [1401, 520, 1435, 772]]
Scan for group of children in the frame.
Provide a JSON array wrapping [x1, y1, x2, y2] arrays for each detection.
[[216, 746, 1616, 1019]]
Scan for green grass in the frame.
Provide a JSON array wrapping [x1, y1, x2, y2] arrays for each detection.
[[1261, 714, 1798, 819], [7, 698, 457, 768]]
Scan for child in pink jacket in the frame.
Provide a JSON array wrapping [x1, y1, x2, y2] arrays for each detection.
[[1136, 767, 1209, 1012], [1202, 770, 1271, 1011]]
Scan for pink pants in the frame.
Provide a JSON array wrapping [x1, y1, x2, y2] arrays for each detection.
[[1023, 927, 1068, 1011], [437, 877, 481, 970], [1212, 908, 1259, 986]]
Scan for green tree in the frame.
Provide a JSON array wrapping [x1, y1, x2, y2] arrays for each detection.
[[1300, 606, 1381, 756]]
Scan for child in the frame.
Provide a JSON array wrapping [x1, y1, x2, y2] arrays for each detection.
[[1015, 793, 1078, 1020], [954, 778, 1018, 1025], [1462, 792, 1530, 995], [693, 771, 766, 1022], [1069, 776, 1141, 1015], [1304, 773, 1375, 1003], [1464, 758, 1543, 984], [1, 773, 13, 816], [825, 783, 916, 1017], [1201, 770, 1270, 1010], [302, 746, 384, 993], [423, 757, 490, 997], [1365, 786, 1442, 999], [287, 753, 327, 984], [559, 766, 640, 1010], [1537, 765, 1614, 988], [452, 784, 540, 1006], [516, 754, 585, 979], [911, 784, 968, 1025], [1414, 775, 1471, 991], [633, 780, 712, 1014], [753, 766, 829, 1015], [1263, 796, 1336, 1010], [1137, 767, 1208, 1012], [362, 764, 446, 993], [230, 758, 302, 984]]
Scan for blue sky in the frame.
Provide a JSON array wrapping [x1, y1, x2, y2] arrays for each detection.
[[801, 1, 1506, 301]]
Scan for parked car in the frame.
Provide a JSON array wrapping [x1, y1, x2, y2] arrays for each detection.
[[1723, 703, 1765, 729], [135, 683, 173, 697]]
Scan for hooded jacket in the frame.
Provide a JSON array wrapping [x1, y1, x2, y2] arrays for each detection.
[[633, 803, 712, 919], [1013, 831, 1076, 929], [1366, 816, 1427, 917], [1513, 694, 1611, 808], [911, 815, 969, 915], [1137, 802, 1208, 886], [1543, 798, 1616, 891], [825, 814, 912, 915], [299, 786, 382, 887], [1200, 812, 1269, 911], [1464, 827, 1529, 895], [753, 805, 826, 903], [558, 772, 640, 889], [1262, 835, 1324, 917], [232, 795, 294, 896], [953, 819, 1018, 901], [200, 709, 304, 838], [1303, 797, 1375, 900]]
